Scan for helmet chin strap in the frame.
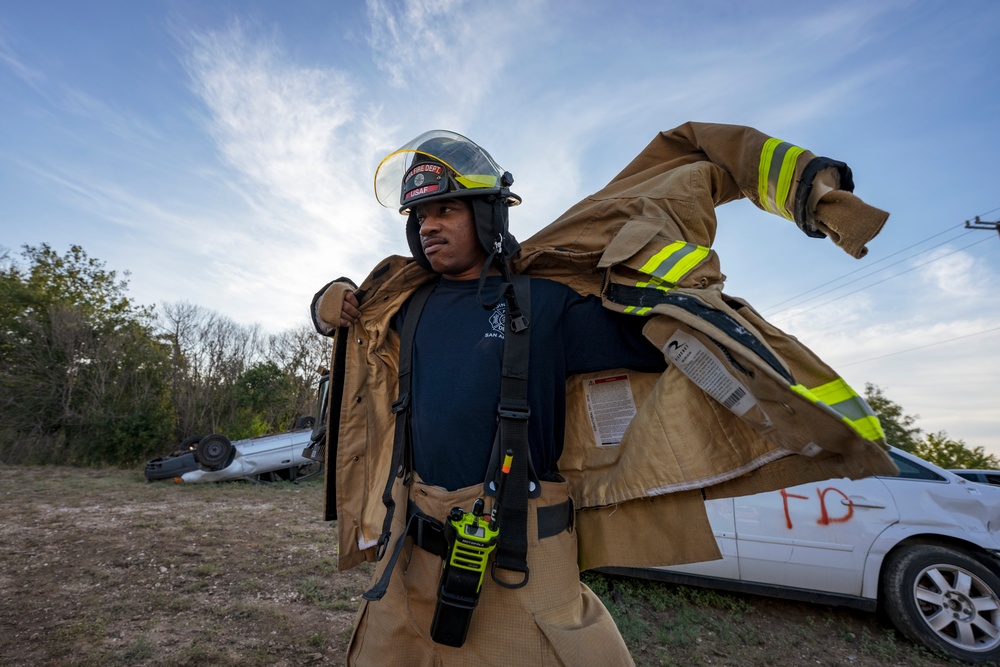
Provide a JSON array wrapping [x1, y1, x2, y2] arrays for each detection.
[[476, 232, 529, 332], [475, 235, 505, 309], [474, 188, 526, 327]]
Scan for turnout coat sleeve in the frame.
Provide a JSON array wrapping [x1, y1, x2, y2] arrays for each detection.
[[321, 122, 896, 572]]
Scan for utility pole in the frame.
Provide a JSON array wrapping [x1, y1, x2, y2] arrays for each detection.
[[965, 216, 1000, 239]]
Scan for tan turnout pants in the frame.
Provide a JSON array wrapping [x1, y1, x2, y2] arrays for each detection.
[[347, 479, 635, 666]]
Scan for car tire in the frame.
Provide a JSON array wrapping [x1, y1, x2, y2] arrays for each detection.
[[294, 461, 323, 482], [194, 434, 233, 471], [180, 435, 203, 450], [882, 544, 1000, 663], [295, 416, 315, 430]]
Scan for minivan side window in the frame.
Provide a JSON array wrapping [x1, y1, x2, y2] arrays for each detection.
[[887, 452, 945, 481]]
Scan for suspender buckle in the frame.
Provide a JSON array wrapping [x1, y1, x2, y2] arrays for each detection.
[[375, 531, 391, 560], [497, 402, 530, 421], [491, 560, 529, 589], [391, 393, 410, 414]]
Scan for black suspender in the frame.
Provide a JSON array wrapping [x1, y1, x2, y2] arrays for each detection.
[[372, 279, 437, 561], [490, 275, 532, 588], [364, 274, 535, 600]]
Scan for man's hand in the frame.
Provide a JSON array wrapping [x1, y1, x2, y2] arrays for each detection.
[[340, 291, 360, 327], [311, 278, 360, 335]]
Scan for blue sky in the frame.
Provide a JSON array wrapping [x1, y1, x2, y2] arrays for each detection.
[[2, 1, 999, 456]]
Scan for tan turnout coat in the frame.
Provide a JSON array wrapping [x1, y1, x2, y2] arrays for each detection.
[[315, 121, 897, 574]]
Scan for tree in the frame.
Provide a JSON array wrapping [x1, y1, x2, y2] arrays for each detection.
[[265, 324, 331, 425], [864, 383, 997, 469], [157, 303, 330, 442], [158, 302, 263, 438], [913, 432, 1000, 470], [0, 244, 174, 465], [863, 383, 922, 452], [1, 244, 330, 467]]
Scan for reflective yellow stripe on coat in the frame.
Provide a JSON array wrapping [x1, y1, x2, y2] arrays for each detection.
[[624, 241, 711, 315], [758, 138, 806, 220], [791, 379, 885, 442]]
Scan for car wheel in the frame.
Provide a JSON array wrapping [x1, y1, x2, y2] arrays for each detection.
[[194, 434, 233, 471], [180, 435, 203, 450], [882, 545, 1000, 663], [295, 416, 315, 430]]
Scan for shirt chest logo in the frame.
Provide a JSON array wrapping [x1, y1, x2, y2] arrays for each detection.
[[486, 302, 505, 338]]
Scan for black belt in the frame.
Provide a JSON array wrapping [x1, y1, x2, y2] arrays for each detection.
[[363, 498, 573, 602], [537, 498, 575, 539], [409, 498, 573, 557]]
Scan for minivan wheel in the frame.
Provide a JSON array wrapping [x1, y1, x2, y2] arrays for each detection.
[[882, 545, 1000, 663]]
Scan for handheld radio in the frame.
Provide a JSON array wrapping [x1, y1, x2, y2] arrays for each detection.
[[430, 450, 513, 646]]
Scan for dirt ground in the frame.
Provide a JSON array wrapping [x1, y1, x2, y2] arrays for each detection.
[[0, 464, 964, 666]]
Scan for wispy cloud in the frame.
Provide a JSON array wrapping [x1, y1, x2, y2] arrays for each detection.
[[778, 296, 1000, 448], [0, 29, 162, 148], [182, 20, 384, 249], [170, 18, 424, 328], [0, 29, 46, 93], [10, 16, 410, 330], [918, 243, 995, 299], [749, 233, 1000, 449], [365, 0, 542, 124]]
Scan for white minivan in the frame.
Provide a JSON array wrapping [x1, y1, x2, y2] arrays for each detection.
[[605, 448, 1000, 664]]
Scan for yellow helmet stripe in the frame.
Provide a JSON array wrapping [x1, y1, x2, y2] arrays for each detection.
[[455, 173, 499, 189]]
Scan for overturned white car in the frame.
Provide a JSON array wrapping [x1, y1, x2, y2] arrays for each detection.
[[144, 375, 328, 484]]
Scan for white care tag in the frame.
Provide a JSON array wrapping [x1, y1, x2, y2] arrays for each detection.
[[583, 374, 637, 447], [663, 331, 756, 417]]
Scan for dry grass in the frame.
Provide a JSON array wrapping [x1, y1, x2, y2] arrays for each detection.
[[0, 465, 961, 666]]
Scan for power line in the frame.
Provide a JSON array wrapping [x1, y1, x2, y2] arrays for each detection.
[[762, 206, 1000, 315], [837, 325, 1000, 368], [768, 235, 995, 323], [761, 222, 967, 313], [762, 226, 975, 316], [760, 207, 1000, 369]]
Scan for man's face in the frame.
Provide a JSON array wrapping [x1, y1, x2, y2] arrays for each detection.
[[415, 198, 488, 280]]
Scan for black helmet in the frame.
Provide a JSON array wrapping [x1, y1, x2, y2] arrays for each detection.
[[374, 130, 521, 272]]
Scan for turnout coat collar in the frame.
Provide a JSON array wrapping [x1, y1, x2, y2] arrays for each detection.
[[323, 122, 896, 572]]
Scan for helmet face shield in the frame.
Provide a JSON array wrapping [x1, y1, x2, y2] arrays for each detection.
[[374, 130, 519, 212]]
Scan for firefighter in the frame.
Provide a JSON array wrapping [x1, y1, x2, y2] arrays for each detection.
[[313, 124, 896, 665]]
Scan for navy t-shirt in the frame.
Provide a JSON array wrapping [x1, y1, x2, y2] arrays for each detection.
[[403, 276, 665, 491]]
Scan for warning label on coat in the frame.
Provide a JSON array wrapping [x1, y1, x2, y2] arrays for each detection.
[[584, 374, 637, 447], [663, 331, 756, 416]]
